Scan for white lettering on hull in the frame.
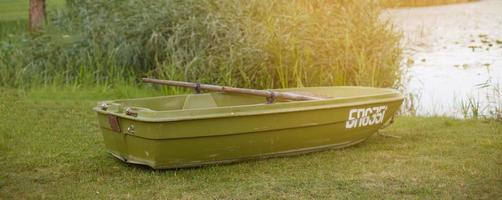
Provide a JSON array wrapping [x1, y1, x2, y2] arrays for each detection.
[[345, 105, 387, 129]]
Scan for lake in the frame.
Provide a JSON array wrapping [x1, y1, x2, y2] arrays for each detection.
[[385, 0, 502, 117]]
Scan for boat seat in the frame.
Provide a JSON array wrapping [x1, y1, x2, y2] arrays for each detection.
[[182, 94, 218, 109]]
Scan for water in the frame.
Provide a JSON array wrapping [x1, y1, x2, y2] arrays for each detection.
[[385, 0, 502, 117]]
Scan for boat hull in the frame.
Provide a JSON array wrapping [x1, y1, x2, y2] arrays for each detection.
[[94, 87, 403, 169]]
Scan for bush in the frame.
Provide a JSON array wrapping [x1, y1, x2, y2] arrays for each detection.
[[381, 0, 475, 7], [0, 0, 401, 89]]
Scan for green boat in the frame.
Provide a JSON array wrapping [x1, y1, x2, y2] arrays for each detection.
[[94, 85, 403, 169]]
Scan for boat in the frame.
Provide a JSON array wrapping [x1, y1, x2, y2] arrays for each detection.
[[94, 81, 403, 169]]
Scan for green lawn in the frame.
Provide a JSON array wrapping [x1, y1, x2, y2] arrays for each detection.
[[0, 88, 500, 199], [0, 0, 66, 21], [0, 0, 66, 39]]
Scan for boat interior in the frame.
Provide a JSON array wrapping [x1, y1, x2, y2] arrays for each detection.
[[106, 87, 397, 112]]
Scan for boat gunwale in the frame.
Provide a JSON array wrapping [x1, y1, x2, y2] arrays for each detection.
[[94, 87, 403, 122], [94, 96, 403, 123]]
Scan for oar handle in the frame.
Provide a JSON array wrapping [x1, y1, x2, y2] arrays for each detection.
[[142, 78, 324, 101]]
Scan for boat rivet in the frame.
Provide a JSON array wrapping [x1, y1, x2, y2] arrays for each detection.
[[100, 103, 109, 111], [125, 107, 138, 117], [266, 90, 276, 104], [127, 125, 135, 134]]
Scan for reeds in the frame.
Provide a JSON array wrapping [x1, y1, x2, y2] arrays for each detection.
[[0, 0, 402, 90], [459, 83, 502, 121], [382, 0, 476, 8]]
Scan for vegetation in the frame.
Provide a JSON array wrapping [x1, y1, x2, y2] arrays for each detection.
[[0, 1, 500, 199], [459, 83, 502, 121], [0, 89, 500, 199], [382, 0, 476, 7], [0, 0, 65, 40], [0, 0, 65, 21], [0, 0, 401, 90]]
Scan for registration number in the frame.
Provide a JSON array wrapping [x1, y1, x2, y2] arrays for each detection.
[[345, 106, 387, 129]]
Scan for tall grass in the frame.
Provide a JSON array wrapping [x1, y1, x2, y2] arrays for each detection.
[[0, 0, 402, 90], [0, 20, 27, 40], [486, 84, 502, 121], [459, 97, 481, 119], [0, 0, 66, 21], [382, 0, 476, 7], [459, 83, 502, 121]]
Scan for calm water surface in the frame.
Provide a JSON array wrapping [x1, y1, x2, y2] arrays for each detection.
[[385, 0, 502, 117]]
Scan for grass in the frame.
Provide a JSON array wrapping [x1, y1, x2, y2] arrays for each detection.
[[0, 0, 66, 52], [459, 83, 502, 121], [0, 88, 500, 199], [0, 0, 401, 89], [460, 96, 481, 119], [0, 1, 499, 198], [0, 0, 66, 21], [381, 0, 477, 8]]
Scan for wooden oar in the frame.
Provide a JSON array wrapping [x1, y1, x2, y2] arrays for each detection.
[[142, 78, 325, 102]]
